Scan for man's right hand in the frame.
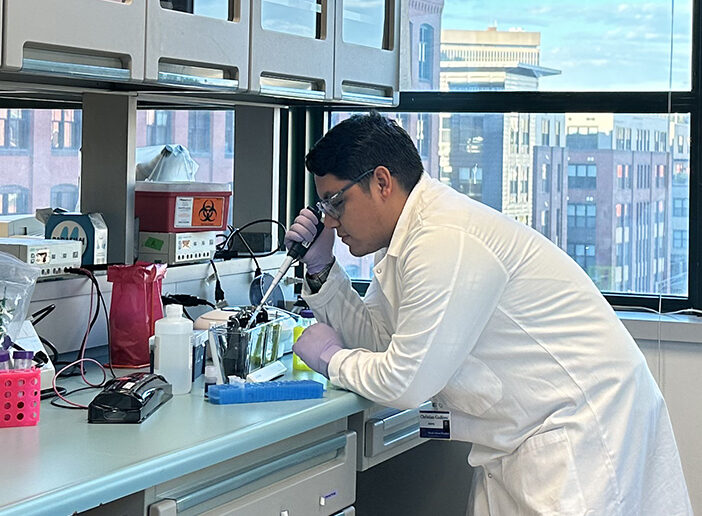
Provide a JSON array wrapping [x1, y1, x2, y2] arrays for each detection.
[[284, 208, 335, 275]]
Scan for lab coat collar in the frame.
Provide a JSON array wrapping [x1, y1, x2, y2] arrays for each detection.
[[386, 172, 433, 258]]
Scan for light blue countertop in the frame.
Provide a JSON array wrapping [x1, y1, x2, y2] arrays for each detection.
[[0, 365, 373, 516]]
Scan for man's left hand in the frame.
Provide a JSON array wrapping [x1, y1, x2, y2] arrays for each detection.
[[292, 323, 343, 377]]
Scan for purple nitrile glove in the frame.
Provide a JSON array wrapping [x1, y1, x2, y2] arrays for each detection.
[[292, 323, 344, 378], [284, 208, 335, 275]]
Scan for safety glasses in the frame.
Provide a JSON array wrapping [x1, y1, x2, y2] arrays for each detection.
[[316, 167, 375, 219]]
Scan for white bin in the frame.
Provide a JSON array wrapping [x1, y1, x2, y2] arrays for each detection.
[[3, 0, 146, 82], [145, 0, 249, 90], [333, 0, 401, 106], [249, 0, 335, 101]]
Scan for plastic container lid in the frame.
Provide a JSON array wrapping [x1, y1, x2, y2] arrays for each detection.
[[12, 350, 33, 360], [135, 181, 231, 193], [165, 304, 183, 318], [300, 309, 315, 318], [204, 365, 218, 380], [0, 350, 10, 362]]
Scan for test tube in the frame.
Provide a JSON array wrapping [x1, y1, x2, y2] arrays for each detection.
[[12, 350, 34, 370], [0, 350, 11, 370], [204, 365, 218, 398]]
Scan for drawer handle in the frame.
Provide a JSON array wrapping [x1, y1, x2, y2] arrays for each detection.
[[364, 401, 431, 457]]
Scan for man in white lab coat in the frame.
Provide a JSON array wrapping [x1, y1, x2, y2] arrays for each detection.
[[287, 113, 692, 515]]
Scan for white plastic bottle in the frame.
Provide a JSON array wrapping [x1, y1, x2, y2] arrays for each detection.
[[153, 304, 193, 395]]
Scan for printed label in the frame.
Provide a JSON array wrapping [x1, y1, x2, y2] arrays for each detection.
[[191, 197, 225, 227], [175, 197, 194, 227], [143, 237, 164, 251], [419, 410, 451, 439]]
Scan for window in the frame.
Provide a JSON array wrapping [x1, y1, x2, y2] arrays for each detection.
[[617, 164, 632, 189], [323, 0, 696, 303], [568, 164, 596, 189], [540, 119, 550, 146], [673, 230, 688, 249], [541, 163, 550, 193], [51, 110, 81, 151], [540, 210, 550, 236], [419, 25, 434, 82], [656, 165, 666, 188], [0, 185, 30, 215], [188, 111, 212, 155], [329, 110, 690, 298], [146, 110, 172, 146], [673, 198, 689, 217], [50, 184, 79, 211], [0, 109, 30, 150], [0, 110, 81, 218], [567, 243, 597, 275], [568, 203, 596, 229], [636, 165, 651, 189]]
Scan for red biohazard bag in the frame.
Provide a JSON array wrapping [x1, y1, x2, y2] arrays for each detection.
[[107, 262, 167, 367]]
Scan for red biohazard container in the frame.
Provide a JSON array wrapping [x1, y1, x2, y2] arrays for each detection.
[[0, 368, 41, 428], [135, 182, 232, 233]]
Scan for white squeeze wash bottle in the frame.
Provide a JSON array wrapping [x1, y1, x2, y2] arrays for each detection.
[[153, 304, 193, 395]]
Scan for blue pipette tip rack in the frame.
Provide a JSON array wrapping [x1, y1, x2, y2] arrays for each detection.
[[208, 380, 325, 405]]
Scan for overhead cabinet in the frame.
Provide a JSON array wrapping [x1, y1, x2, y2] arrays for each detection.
[[1, 0, 401, 105], [249, 0, 336, 101], [2, 0, 146, 82], [145, 0, 249, 90], [333, 0, 400, 105]]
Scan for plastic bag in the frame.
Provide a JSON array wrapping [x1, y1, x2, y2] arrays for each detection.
[[107, 262, 167, 367], [0, 252, 41, 345], [135, 144, 199, 182]]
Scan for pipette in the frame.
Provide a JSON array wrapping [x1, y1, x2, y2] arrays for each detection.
[[245, 206, 325, 329]]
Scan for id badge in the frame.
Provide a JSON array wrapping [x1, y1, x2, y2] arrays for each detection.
[[419, 409, 451, 439]]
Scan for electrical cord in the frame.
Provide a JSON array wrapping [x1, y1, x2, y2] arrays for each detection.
[[39, 335, 59, 365], [207, 260, 228, 308], [50, 268, 116, 409], [29, 304, 56, 325], [214, 218, 288, 260], [162, 293, 215, 321]]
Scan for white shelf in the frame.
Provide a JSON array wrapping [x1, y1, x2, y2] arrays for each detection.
[[2, 0, 146, 81]]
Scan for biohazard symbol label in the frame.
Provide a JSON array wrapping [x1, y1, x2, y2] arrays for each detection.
[[199, 199, 217, 222], [192, 197, 225, 227]]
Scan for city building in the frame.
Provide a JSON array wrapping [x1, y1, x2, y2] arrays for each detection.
[[439, 27, 561, 225], [532, 114, 677, 294], [0, 109, 235, 218]]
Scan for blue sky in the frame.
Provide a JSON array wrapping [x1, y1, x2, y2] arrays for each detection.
[[440, 0, 692, 91]]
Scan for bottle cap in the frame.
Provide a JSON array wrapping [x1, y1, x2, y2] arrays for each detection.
[[204, 365, 218, 378], [0, 350, 10, 362], [165, 304, 183, 318], [12, 350, 33, 360], [300, 309, 314, 318]]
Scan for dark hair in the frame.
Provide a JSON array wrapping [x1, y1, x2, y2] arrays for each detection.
[[305, 112, 424, 193]]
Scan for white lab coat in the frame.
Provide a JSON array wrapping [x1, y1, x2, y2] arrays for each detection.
[[304, 173, 692, 515]]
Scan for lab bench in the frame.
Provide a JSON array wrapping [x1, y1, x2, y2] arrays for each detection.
[[0, 365, 375, 516]]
